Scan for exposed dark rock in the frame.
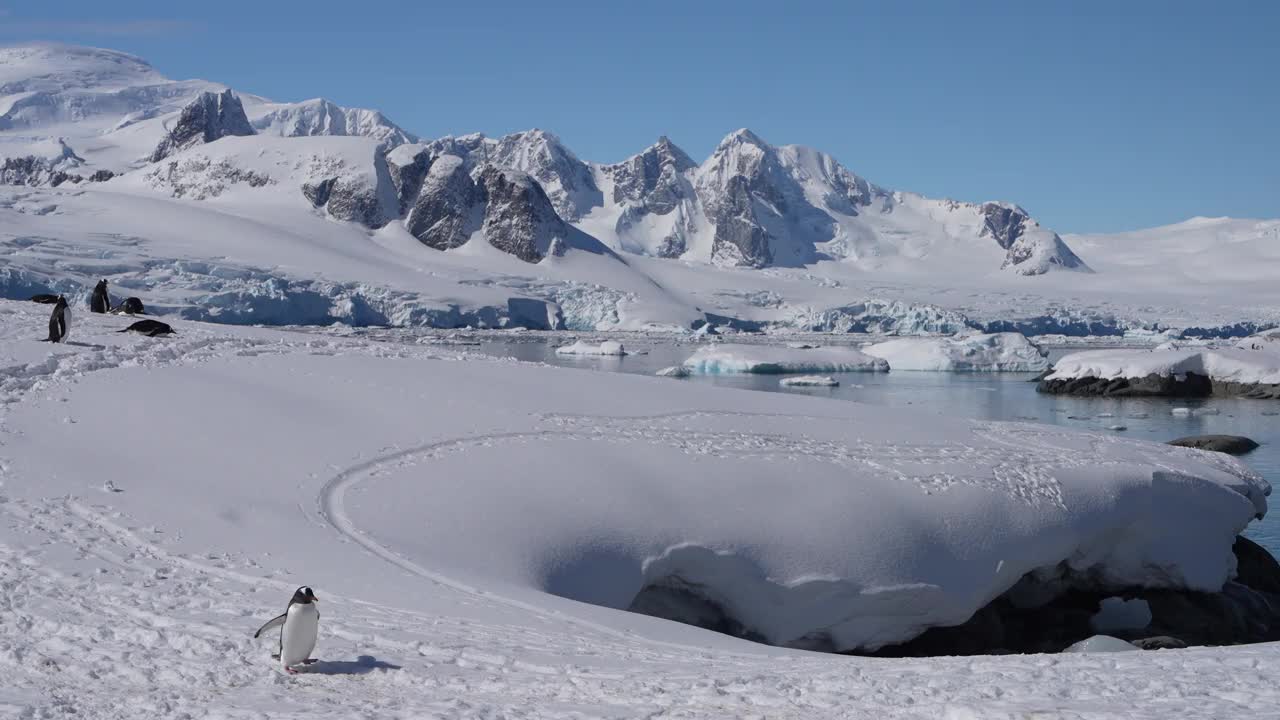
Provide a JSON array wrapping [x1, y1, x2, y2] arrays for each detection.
[[88, 169, 115, 182], [605, 136, 696, 215], [1038, 372, 1213, 397], [980, 202, 1090, 275], [149, 90, 254, 162], [1234, 536, 1280, 596], [387, 147, 435, 215], [305, 152, 398, 228], [476, 166, 572, 263], [1130, 636, 1188, 650], [404, 155, 483, 250], [1168, 435, 1261, 455], [301, 177, 336, 207], [1040, 372, 1280, 399], [708, 174, 774, 268], [980, 203, 1026, 250]]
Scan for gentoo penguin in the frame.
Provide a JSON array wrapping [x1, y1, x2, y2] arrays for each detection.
[[45, 296, 70, 343], [112, 297, 145, 315], [118, 319, 174, 337], [90, 279, 110, 314], [253, 586, 320, 673], [29, 293, 60, 304]]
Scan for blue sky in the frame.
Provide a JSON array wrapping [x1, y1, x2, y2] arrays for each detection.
[[2, 0, 1276, 233]]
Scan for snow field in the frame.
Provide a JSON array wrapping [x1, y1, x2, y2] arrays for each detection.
[[0, 302, 1278, 718]]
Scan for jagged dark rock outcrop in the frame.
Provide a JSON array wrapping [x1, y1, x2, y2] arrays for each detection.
[[149, 90, 254, 162], [603, 137, 699, 258], [981, 202, 1091, 275], [301, 152, 398, 228], [477, 166, 574, 263], [1, 154, 112, 188], [606, 136, 696, 214], [1168, 435, 1261, 455], [404, 155, 484, 250]]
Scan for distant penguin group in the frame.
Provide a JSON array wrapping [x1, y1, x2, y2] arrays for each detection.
[[31, 280, 168, 342]]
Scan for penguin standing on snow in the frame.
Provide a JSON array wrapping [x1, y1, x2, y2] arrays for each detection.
[[44, 296, 70, 343], [90, 279, 110, 314], [254, 586, 320, 673]]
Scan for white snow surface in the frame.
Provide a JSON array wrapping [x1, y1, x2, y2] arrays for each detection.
[[862, 332, 1050, 372], [1048, 345, 1280, 385], [1, 300, 1278, 718], [683, 343, 890, 374], [554, 340, 627, 356]]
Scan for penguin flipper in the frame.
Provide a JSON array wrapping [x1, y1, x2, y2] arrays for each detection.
[[254, 613, 287, 639]]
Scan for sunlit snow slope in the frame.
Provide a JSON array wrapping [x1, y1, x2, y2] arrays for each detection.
[[1, 300, 1278, 718]]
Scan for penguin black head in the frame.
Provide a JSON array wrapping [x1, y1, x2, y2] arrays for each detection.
[[291, 586, 318, 605], [55, 295, 67, 309]]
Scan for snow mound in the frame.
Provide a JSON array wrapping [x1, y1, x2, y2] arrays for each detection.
[[779, 375, 839, 387], [1065, 636, 1141, 653], [1047, 346, 1280, 386], [682, 344, 889, 374], [862, 332, 1049, 372], [555, 340, 627, 356]]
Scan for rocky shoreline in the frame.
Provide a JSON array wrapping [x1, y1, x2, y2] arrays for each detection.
[[1038, 371, 1280, 399]]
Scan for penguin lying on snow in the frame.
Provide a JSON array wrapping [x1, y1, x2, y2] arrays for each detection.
[[29, 293, 60, 304], [112, 297, 145, 315], [254, 586, 320, 673], [119, 319, 174, 337], [44, 296, 70, 343]]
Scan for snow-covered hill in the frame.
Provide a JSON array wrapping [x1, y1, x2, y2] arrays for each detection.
[[2, 301, 1279, 718], [2, 42, 1278, 336]]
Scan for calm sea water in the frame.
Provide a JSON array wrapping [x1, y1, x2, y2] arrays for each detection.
[[448, 334, 1280, 555]]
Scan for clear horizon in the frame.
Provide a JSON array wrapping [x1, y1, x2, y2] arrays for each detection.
[[1, 0, 1276, 234]]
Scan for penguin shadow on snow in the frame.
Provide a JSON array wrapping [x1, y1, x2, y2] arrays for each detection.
[[297, 655, 402, 675], [62, 341, 106, 350]]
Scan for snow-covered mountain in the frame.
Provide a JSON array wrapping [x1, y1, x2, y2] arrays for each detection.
[[2, 42, 1278, 335], [251, 97, 416, 148], [0, 43, 414, 176]]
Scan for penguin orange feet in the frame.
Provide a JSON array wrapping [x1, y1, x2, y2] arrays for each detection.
[[284, 666, 298, 675]]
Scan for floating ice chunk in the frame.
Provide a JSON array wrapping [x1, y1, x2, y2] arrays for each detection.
[[1091, 597, 1152, 633], [1107, 425, 1128, 431], [682, 344, 888, 375], [555, 340, 626, 356], [1172, 408, 1192, 416], [655, 366, 690, 378], [779, 375, 839, 387], [1065, 635, 1141, 653], [861, 332, 1049, 372]]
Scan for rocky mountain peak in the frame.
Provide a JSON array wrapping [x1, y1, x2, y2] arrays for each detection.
[[149, 90, 254, 162]]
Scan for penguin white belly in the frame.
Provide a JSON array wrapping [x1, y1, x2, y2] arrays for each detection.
[[61, 307, 71, 341], [280, 603, 318, 668]]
